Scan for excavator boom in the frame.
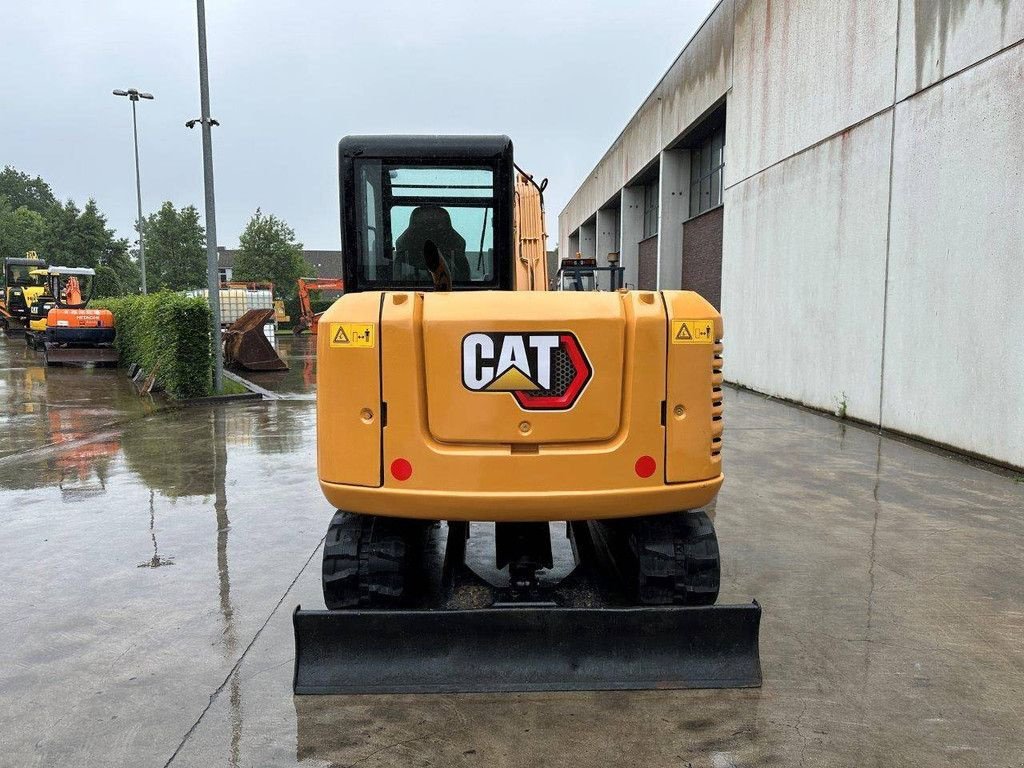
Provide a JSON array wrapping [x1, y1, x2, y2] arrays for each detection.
[[295, 277, 345, 336]]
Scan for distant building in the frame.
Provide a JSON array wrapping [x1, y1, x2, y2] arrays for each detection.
[[301, 250, 344, 279], [216, 246, 343, 283], [560, 1, 1024, 468]]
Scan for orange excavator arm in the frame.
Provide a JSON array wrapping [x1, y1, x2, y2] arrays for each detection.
[[64, 276, 83, 306], [513, 168, 549, 292], [295, 277, 345, 335]]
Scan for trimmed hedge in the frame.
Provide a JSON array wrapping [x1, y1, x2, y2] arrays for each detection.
[[93, 292, 213, 399]]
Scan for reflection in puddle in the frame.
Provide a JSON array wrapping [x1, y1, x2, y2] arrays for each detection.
[[137, 490, 175, 568]]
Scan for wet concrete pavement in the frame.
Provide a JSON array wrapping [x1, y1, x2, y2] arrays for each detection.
[[0, 334, 159, 462], [242, 333, 318, 401], [1, 333, 1023, 767]]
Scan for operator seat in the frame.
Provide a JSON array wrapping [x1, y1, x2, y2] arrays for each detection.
[[394, 205, 470, 282]]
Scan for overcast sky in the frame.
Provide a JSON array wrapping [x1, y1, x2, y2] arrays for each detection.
[[3, 0, 716, 250]]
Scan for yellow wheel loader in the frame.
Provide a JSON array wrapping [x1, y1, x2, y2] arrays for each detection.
[[293, 136, 761, 694]]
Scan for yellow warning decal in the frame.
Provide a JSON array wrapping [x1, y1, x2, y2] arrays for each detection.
[[671, 320, 715, 345], [329, 323, 375, 348]]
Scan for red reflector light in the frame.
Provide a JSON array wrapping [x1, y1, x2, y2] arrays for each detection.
[[390, 458, 412, 481], [635, 455, 656, 478]]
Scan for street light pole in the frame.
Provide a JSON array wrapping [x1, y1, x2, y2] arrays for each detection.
[[113, 88, 153, 294], [189, 0, 223, 393]]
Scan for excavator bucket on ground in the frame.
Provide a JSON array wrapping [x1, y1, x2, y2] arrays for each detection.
[[293, 602, 761, 694], [223, 309, 288, 371]]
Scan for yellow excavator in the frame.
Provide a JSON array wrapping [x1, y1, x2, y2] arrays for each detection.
[[293, 136, 761, 694], [1, 252, 49, 336]]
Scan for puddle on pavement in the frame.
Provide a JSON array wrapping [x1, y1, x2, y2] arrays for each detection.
[[240, 334, 318, 400], [0, 335, 157, 460]]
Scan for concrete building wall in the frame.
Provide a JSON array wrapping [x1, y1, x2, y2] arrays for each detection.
[[578, 219, 597, 259], [595, 206, 620, 291], [657, 149, 689, 289], [722, 113, 892, 422], [559, 0, 1024, 467], [883, 46, 1024, 463], [896, 0, 1024, 98], [728, 0, 898, 182], [619, 186, 644, 288]]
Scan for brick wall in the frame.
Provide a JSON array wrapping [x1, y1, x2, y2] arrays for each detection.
[[681, 205, 723, 309], [637, 235, 659, 290]]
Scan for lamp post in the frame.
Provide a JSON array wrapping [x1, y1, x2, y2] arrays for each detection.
[[187, 0, 223, 393], [112, 88, 153, 294]]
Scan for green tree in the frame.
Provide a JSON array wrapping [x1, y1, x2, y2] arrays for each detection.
[[93, 265, 124, 298], [43, 199, 118, 267], [233, 209, 308, 300], [140, 202, 207, 291], [0, 166, 58, 215], [0, 198, 47, 257], [0, 166, 141, 293], [111, 247, 142, 294]]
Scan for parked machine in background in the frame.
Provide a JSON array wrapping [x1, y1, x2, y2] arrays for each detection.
[[555, 253, 625, 291], [293, 277, 345, 336], [25, 267, 117, 366], [1, 253, 49, 336], [292, 135, 760, 695]]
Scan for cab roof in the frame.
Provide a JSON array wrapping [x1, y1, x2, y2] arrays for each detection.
[[338, 135, 513, 162], [5, 258, 47, 266], [30, 266, 96, 276]]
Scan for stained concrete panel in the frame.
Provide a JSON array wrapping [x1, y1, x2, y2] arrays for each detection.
[[579, 219, 596, 259], [657, 148, 690, 290], [596, 206, 620, 291], [897, 0, 1024, 99], [884, 47, 1024, 467], [619, 186, 644, 288], [721, 112, 893, 421], [659, 0, 734, 147], [595, 206, 619, 267], [729, 0, 898, 182]]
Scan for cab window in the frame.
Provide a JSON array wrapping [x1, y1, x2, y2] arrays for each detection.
[[6, 265, 46, 287], [354, 161, 496, 288]]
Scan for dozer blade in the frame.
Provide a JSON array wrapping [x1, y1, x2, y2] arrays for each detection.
[[293, 602, 761, 694], [44, 346, 119, 366], [223, 308, 288, 371]]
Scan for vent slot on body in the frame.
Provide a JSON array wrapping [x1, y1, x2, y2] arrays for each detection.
[[711, 341, 724, 457]]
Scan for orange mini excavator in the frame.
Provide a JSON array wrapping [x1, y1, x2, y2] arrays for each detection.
[[26, 267, 117, 366]]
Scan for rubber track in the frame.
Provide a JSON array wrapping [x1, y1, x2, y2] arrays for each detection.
[[321, 511, 421, 609], [632, 510, 720, 606]]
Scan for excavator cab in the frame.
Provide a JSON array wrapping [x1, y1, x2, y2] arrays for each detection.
[[293, 136, 761, 695], [340, 135, 516, 292], [1, 254, 48, 336]]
